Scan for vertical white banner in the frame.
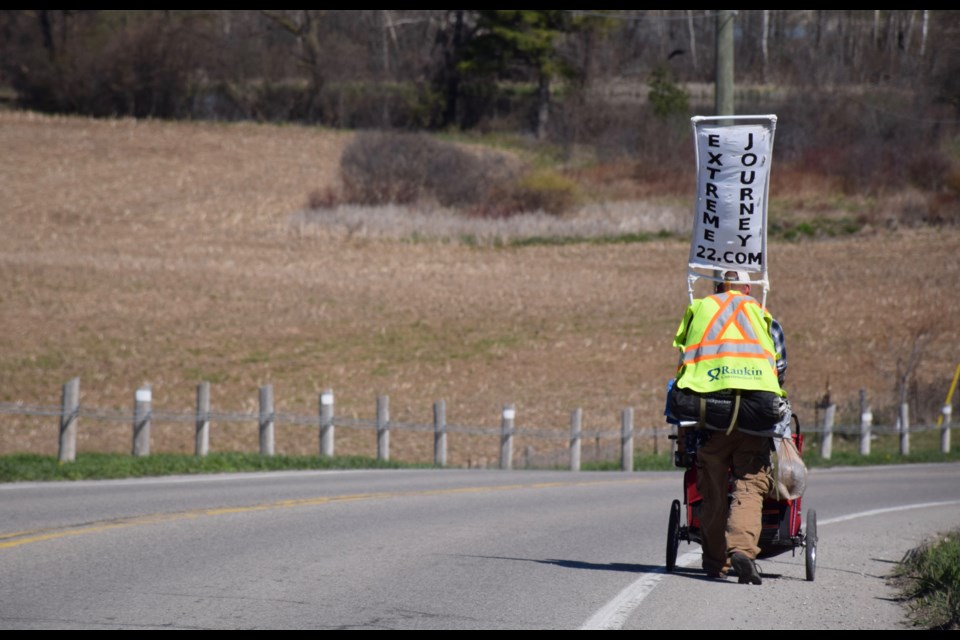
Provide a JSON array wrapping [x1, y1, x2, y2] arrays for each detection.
[[688, 117, 775, 275]]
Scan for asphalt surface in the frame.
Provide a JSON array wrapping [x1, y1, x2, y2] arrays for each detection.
[[1, 464, 958, 629]]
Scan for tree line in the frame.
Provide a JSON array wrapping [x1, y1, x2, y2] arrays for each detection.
[[2, 10, 958, 200]]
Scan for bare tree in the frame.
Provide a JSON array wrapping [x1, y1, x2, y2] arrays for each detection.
[[260, 10, 326, 121], [895, 322, 937, 427]]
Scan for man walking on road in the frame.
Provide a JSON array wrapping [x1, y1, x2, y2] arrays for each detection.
[[671, 269, 787, 584]]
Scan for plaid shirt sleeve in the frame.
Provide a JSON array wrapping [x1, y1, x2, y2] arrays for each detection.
[[771, 318, 787, 386]]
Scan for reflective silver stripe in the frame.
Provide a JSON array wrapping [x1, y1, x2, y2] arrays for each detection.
[[684, 342, 771, 359], [684, 293, 775, 369], [682, 343, 776, 369], [703, 293, 760, 343]]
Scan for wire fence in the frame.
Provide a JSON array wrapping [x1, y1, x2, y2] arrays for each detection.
[[0, 379, 663, 471], [0, 378, 953, 468]]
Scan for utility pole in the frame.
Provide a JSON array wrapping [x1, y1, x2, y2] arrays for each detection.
[[715, 10, 735, 117]]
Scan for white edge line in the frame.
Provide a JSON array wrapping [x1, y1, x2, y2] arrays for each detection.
[[579, 550, 701, 630], [582, 499, 960, 630], [819, 500, 960, 525]]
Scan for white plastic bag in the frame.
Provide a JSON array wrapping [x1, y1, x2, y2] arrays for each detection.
[[769, 435, 807, 500]]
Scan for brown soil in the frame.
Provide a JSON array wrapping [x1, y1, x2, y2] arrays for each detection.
[[2, 111, 958, 465]]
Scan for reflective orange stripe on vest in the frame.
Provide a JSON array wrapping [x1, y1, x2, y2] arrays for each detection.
[[681, 293, 777, 373]]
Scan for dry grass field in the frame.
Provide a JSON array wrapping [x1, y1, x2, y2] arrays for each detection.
[[2, 110, 958, 466]]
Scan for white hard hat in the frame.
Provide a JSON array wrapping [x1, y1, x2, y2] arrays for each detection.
[[722, 269, 751, 284]]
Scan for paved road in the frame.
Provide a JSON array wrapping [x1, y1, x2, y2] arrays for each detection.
[[1, 464, 958, 629]]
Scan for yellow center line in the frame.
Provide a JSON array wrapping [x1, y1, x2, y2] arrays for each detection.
[[1, 477, 650, 550]]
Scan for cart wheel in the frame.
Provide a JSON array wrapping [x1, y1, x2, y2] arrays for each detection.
[[666, 499, 681, 572], [805, 509, 818, 582]]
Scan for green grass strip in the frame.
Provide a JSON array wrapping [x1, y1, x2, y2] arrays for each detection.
[[896, 528, 960, 630], [2, 447, 955, 482], [582, 453, 678, 472], [804, 449, 960, 468], [0, 452, 432, 482]]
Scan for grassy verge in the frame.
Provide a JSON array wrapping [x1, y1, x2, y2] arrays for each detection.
[[894, 529, 960, 630], [583, 453, 678, 472], [801, 429, 960, 467], [0, 452, 432, 482], [2, 447, 955, 483], [805, 449, 960, 468], [0, 451, 683, 482]]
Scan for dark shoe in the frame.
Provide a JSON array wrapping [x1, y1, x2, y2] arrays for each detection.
[[731, 552, 762, 585]]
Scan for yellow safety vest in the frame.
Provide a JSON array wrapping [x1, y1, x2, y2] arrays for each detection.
[[673, 291, 785, 396]]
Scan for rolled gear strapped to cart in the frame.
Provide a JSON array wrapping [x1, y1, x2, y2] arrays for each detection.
[[663, 115, 816, 582]]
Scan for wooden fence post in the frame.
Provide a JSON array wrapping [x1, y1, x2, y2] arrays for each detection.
[[942, 404, 952, 454], [320, 390, 334, 457], [196, 381, 210, 457], [859, 389, 871, 456], [433, 400, 447, 467], [570, 408, 582, 472], [377, 395, 390, 461], [58, 377, 79, 463], [621, 408, 634, 472], [259, 385, 274, 456], [821, 403, 835, 459], [899, 402, 910, 455], [500, 404, 515, 470], [939, 365, 960, 454], [132, 385, 151, 457]]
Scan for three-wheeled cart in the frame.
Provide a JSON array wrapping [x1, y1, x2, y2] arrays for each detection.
[[665, 414, 817, 581]]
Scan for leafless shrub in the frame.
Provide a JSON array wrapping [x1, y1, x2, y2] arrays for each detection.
[[928, 193, 960, 226], [470, 169, 580, 218], [848, 188, 958, 230], [339, 130, 518, 209], [551, 98, 643, 162], [11, 13, 206, 119], [552, 96, 692, 172], [340, 131, 433, 205], [773, 89, 955, 199], [905, 149, 953, 192], [426, 141, 517, 207]]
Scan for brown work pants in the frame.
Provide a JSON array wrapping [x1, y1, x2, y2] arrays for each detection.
[[695, 429, 773, 575]]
